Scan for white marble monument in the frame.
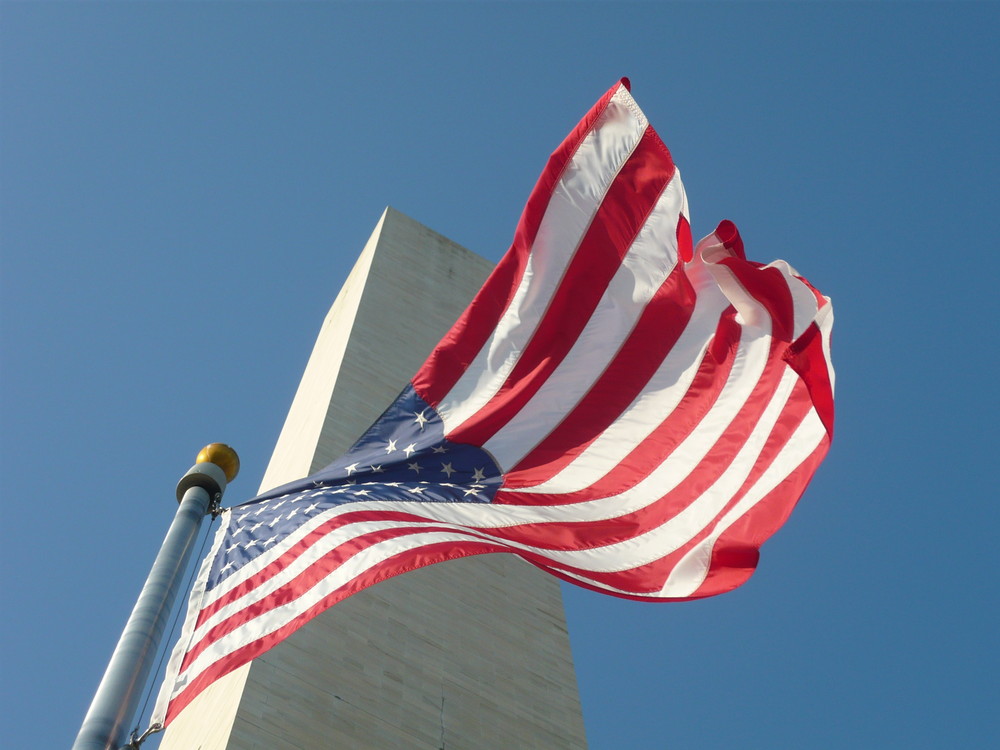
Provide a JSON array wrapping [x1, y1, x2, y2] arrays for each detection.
[[160, 208, 587, 749]]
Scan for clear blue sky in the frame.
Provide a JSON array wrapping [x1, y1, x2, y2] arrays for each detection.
[[2, 2, 997, 748]]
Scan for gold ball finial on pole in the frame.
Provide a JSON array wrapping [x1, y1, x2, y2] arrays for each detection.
[[196, 443, 240, 482]]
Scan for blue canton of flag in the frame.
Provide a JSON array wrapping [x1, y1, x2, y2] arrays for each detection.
[[210, 385, 502, 590]]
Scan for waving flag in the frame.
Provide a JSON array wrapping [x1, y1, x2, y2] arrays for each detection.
[[153, 79, 834, 726]]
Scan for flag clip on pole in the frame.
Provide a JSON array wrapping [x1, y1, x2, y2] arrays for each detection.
[[72, 444, 240, 750]]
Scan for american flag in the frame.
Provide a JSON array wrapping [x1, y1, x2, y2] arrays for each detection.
[[153, 79, 834, 726]]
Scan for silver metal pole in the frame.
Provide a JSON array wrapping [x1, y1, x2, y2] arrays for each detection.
[[72, 444, 240, 750]]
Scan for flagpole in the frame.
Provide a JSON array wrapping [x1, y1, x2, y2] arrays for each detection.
[[72, 444, 240, 750]]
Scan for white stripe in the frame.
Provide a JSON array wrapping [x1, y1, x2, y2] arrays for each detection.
[[658, 407, 828, 597], [484, 174, 687, 471], [518, 223, 829, 495], [492, 367, 801, 573], [771, 260, 820, 341], [191, 512, 448, 643], [514, 264, 754, 495], [174, 528, 504, 690], [151, 518, 230, 725], [527, 406, 828, 599], [198, 498, 345, 607], [817, 302, 835, 396], [436, 87, 648, 432], [700, 238, 821, 343]]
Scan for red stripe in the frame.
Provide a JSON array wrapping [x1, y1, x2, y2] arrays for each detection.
[[196, 501, 510, 629], [183, 516, 511, 672], [196, 508, 444, 629], [502, 250, 816, 499], [500, 380, 816, 594], [794, 273, 829, 309], [502, 264, 694, 488], [487, 364, 812, 558], [196, 505, 514, 628], [716, 256, 796, 343], [677, 214, 693, 263], [188, 511, 478, 663], [501, 308, 742, 500], [784, 320, 835, 438], [413, 81, 627, 407], [690, 436, 829, 598], [165, 539, 510, 725], [714, 219, 746, 260], [194, 517, 344, 629], [576, 379, 814, 592], [448, 128, 676, 446]]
